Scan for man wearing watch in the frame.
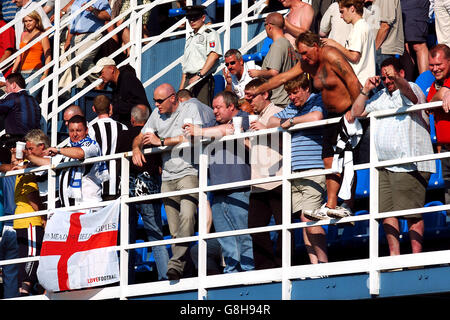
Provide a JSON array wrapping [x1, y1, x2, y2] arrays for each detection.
[[132, 83, 205, 281], [180, 5, 222, 106], [266, 74, 329, 265]]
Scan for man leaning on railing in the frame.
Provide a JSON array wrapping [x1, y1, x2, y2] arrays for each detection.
[[350, 56, 436, 256]]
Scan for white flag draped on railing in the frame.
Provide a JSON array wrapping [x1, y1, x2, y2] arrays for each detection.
[[37, 200, 121, 292]]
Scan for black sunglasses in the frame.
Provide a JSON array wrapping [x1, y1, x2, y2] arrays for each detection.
[[225, 61, 236, 67], [153, 93, 174, 104], [380, 76, 394, 81]]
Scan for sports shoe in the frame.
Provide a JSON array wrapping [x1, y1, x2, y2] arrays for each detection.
[[326, 203, 353, 219], [303, 204, 330, 221]]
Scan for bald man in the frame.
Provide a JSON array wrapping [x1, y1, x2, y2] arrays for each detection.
[[248, 12, 298, 108], [132, 83, 205, 281]]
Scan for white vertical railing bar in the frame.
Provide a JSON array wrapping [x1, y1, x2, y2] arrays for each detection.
[[368, 116, 380, 296], [281, 130, 293, 300], [119, 154, 131, 300]]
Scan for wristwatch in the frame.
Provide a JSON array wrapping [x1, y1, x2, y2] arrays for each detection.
[[160, 137, 165, 146], [57, 147, 61, 154], [196, 71, 204, 79], [360, 88, 370, 96], [289, 118, 294, 126], [61, 10, 66, 15]]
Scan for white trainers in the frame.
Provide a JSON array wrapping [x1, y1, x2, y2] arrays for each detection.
[[326, 203, 353, 219], [303, 204, 330, 221]]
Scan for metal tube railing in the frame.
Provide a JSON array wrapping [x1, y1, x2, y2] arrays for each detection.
[[0, 98, 447, 300]]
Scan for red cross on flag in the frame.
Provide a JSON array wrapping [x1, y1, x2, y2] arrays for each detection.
[[37, 200, 120, 292]]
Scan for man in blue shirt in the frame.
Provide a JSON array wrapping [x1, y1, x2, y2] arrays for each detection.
[[0, 73, 41, 138], [63, 0, 111, 89], [184, 91, 254, 273], [267, 74, 329, 265]]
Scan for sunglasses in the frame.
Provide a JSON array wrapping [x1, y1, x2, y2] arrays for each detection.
[[153, 93, 174, 104], [380, 76, 395, 81], [225, 61, 236, 67]]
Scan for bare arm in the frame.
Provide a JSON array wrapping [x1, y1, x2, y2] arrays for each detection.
[[47, 146, 85, 159], [188, 52, 221, 85], [375, 22, 390, 50], [321, 38, 361, 64], [250, 62, 304, 96]]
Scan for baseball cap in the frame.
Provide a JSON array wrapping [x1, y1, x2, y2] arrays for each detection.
[[92, 57, 116, 74]]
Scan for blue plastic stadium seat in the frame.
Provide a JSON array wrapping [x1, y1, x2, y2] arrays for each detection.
[[217, 0, 240, 7], [214, 74, 226, 97], [428, 159, 444, 190], [242, 38, 273, 62], [429, 113, 437, 144], [415, 70, 435, 97], [168, 8, 185, 17], [423, 201, 448, 239], [134, 240, 154, 273], [341, 210, 369, 246], [355, 169, 370, 199]]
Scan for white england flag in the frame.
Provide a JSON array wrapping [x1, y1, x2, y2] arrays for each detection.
[[37, 200, 120, 292]]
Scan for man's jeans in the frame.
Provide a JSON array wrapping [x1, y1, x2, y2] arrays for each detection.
[[130, 172, 169, 281], [0, 226, 18, 298], [211, 189, 254, 273]]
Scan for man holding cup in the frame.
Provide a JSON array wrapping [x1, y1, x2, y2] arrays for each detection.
[[184, 91, 254, 273], [132, 83, 205, 281], [244, 78, 285, 269]]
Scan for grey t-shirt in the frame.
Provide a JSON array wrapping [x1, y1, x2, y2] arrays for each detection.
[[262, 37, 298, 107], [141, 103, 204, 181]]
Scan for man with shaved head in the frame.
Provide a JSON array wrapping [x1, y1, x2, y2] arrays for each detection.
[[132, 83, 205, 281], [248, 12, 298, 108]]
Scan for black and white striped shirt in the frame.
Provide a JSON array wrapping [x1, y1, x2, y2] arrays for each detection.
[[88, 117, 128, 199]]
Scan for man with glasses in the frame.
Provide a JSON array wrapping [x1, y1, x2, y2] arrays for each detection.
[[132, 83, 204, 280], [180, 5, 222, 106], [350, 57, 435, 256], [223, 49, 260, 99], [92, 57, 150, 128]]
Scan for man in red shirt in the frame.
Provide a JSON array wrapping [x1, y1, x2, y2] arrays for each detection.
[[427, 44, 450, 209]]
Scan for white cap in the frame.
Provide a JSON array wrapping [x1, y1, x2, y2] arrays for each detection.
[[92, 57, 116, 73]]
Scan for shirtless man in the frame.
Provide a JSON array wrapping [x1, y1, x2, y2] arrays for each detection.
[[248, 31, 361, 218], [280, 0, 314, 48]]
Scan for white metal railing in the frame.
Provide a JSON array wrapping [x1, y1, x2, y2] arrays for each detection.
[[0, 99, 448, 300]]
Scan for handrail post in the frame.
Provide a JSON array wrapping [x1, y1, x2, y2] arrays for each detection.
[[119, 153, 131, 299], [281, 129, 292, 300], [197, 139, 209, 300], [368, 115, 380, 296]]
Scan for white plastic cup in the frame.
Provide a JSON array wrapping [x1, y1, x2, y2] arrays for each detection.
[[15, 141, 26, 159], [183, 118, 193, 125], [248, 114, 259, 123], [143, 127, 154, 134], [232, 116, 243, 134]]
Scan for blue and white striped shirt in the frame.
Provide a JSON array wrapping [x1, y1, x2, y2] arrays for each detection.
[[274, 93, 326, 171]]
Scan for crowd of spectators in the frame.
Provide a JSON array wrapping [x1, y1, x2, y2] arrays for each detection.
[[0, 0, 449, 297]]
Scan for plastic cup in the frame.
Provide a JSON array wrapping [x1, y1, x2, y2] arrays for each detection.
[[232, 116, 243, 134], [143, 127, 154, 134], [248, 114, 259, 123], [183, 118, 193, 125], [15, 141, 26, 159]]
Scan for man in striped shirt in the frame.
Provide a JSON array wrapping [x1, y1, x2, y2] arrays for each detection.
[[267, 74, 329, 265], [88, 94, 127, 200]]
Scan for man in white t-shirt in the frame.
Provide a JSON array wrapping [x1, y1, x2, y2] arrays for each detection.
[[223, 49, 261, 99], [12, 0, 52, 50], [321, 0, 375, 86]]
